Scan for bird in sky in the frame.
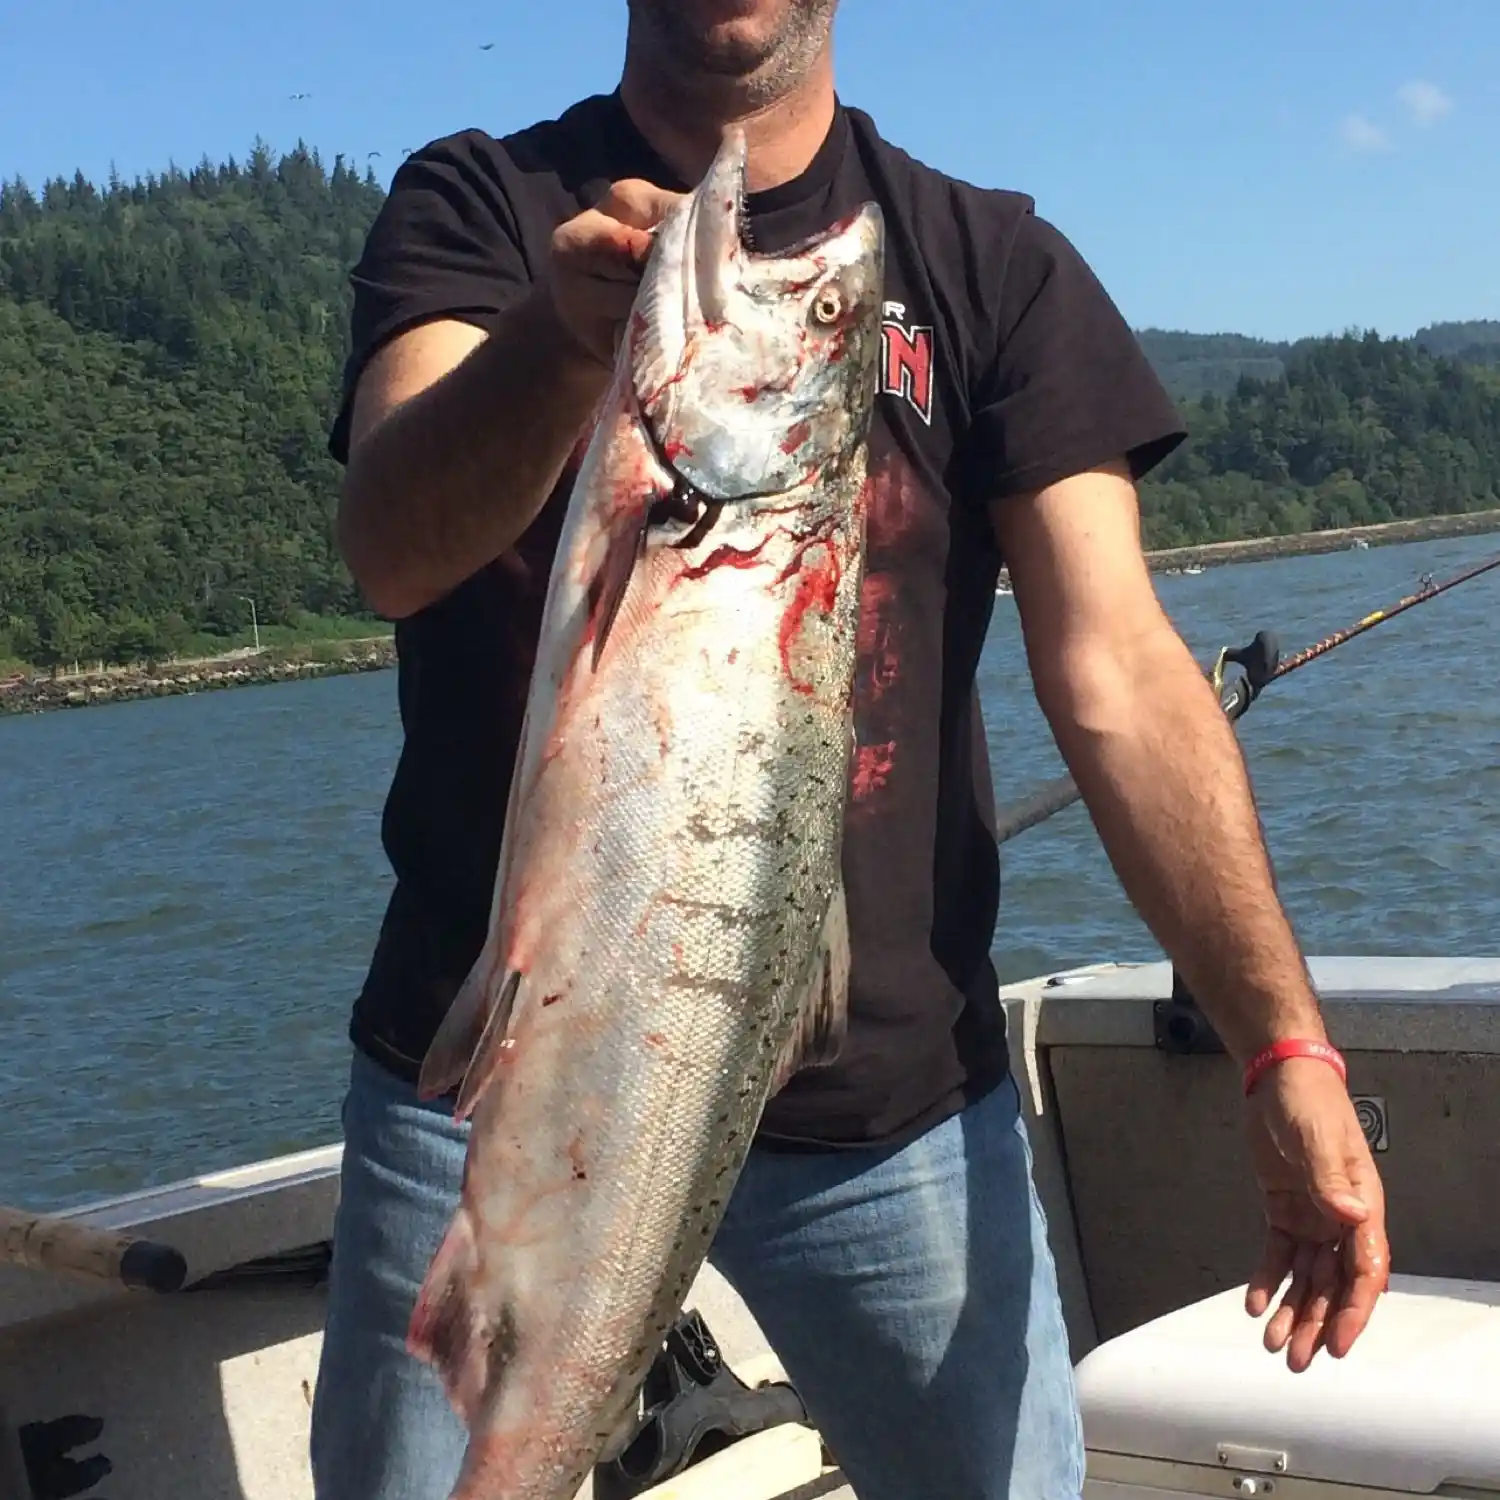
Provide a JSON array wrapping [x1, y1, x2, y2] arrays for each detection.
[[479, 42, 494, 50]]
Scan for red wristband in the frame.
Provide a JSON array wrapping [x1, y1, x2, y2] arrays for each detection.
[[1242, 1038, 1347, 1097]]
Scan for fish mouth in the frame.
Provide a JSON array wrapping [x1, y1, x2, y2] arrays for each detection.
[[631, 128, 883, 509], [683, 127, 748, 332]]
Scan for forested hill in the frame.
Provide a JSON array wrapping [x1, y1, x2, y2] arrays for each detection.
[[0, 143, 384, 668], [1, 143, 1498, 668], [1139, 320, 1500, 402]]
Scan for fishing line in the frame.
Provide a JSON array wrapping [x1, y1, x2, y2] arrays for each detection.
[[992, 545, 1500, 846]]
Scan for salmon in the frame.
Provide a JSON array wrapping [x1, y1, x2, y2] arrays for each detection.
[[407, 128, 886, 1500]]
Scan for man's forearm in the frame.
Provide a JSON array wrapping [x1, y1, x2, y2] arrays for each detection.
[[1040, 626, 1326, 1066], [338, 288, 611, 619]]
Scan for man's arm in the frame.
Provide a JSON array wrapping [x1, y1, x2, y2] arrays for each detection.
[[994, 460, 1390, 1373], [990, 460, 1324, 1064], [338, 297, 606, 620]]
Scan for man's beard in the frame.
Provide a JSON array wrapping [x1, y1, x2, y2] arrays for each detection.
[[625, 0, 837, 106]]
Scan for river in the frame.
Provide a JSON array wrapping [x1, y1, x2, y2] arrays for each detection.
[[3, 533, 1498, 1211]]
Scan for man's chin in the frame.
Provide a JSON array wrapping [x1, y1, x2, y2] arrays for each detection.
[[694, 35, 778, 77], [632, 0, 789, 76], [628, 0, 835, 94]]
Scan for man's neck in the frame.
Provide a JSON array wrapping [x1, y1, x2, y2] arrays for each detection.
[[618, 52, 837, 195]]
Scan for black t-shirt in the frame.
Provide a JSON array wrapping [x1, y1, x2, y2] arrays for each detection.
[[330, 90, 1186, 1151]]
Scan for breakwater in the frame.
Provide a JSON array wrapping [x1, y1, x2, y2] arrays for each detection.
[[989, 508, 1500, 589], [0, 641, 397, 716], [1142, 508, 1500, 574]]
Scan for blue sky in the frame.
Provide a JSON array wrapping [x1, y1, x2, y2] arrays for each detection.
[[2, 0, 1494, 341]]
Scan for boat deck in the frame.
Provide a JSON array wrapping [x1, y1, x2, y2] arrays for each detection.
[[3, 953, 1497, 1500]]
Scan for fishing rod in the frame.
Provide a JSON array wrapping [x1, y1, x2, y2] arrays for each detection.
[[993, 545, 1500, 846]]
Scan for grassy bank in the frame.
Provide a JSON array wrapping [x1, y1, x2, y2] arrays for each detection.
[[0, 612, 390, 683], [0, 634, 396, 716]]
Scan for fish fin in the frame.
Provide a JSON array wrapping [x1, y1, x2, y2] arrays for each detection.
[[417, 957, 521, 1109], [451, 967, 525, 1122], [407, 1205, 494, 1424], [768, 879, 852, 1097], [588, 508, 649, 672]]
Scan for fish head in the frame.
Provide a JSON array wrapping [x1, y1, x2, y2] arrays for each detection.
[[630, 128, 885, 504]]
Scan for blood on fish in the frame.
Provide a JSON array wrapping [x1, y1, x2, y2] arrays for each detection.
[[676, 537, 772, 582], [542, 993, 563, 1007], [638, 341, 697, 410], [780, 420, 812, 455], [776, 537, 843, 695], [662, 436, 691, 462]]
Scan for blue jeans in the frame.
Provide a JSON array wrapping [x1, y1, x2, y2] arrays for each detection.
[[310, 1048, 1085, 1500]]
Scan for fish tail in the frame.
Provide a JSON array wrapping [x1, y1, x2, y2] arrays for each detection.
[[407, 1206, 498, 1424]]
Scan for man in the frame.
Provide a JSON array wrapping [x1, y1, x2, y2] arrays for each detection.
[[311, 4, 1390, 1498]]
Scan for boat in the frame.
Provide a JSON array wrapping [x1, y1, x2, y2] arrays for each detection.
[[4, 954, 1499, 1500]]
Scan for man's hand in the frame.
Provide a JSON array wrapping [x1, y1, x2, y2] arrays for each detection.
[[1245, 1057, 1390, 1372], [548, 180, 685, 368]]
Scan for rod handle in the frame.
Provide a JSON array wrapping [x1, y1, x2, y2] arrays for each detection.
[[0, 1204, 187, 1293]]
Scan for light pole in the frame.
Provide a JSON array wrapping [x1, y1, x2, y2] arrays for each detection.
[[237, 595, 261, 653]]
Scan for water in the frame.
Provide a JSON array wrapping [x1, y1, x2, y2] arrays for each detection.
[[3, 532, 1498, 1212]]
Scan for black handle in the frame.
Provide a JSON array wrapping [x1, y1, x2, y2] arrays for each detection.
[[1219, 629, 1281, 723]]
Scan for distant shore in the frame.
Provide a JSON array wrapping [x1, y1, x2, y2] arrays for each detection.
[[6, 507, 1500, 718]]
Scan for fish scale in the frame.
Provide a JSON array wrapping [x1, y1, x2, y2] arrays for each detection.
[[405, 128, 886, 1500]]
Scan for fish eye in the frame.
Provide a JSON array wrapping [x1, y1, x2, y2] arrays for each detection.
[[810, 285, 844, 326]]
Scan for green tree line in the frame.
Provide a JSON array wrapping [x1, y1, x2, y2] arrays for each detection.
[[2, 143, 1497, 667], [1142, 332, 1500, 547]]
